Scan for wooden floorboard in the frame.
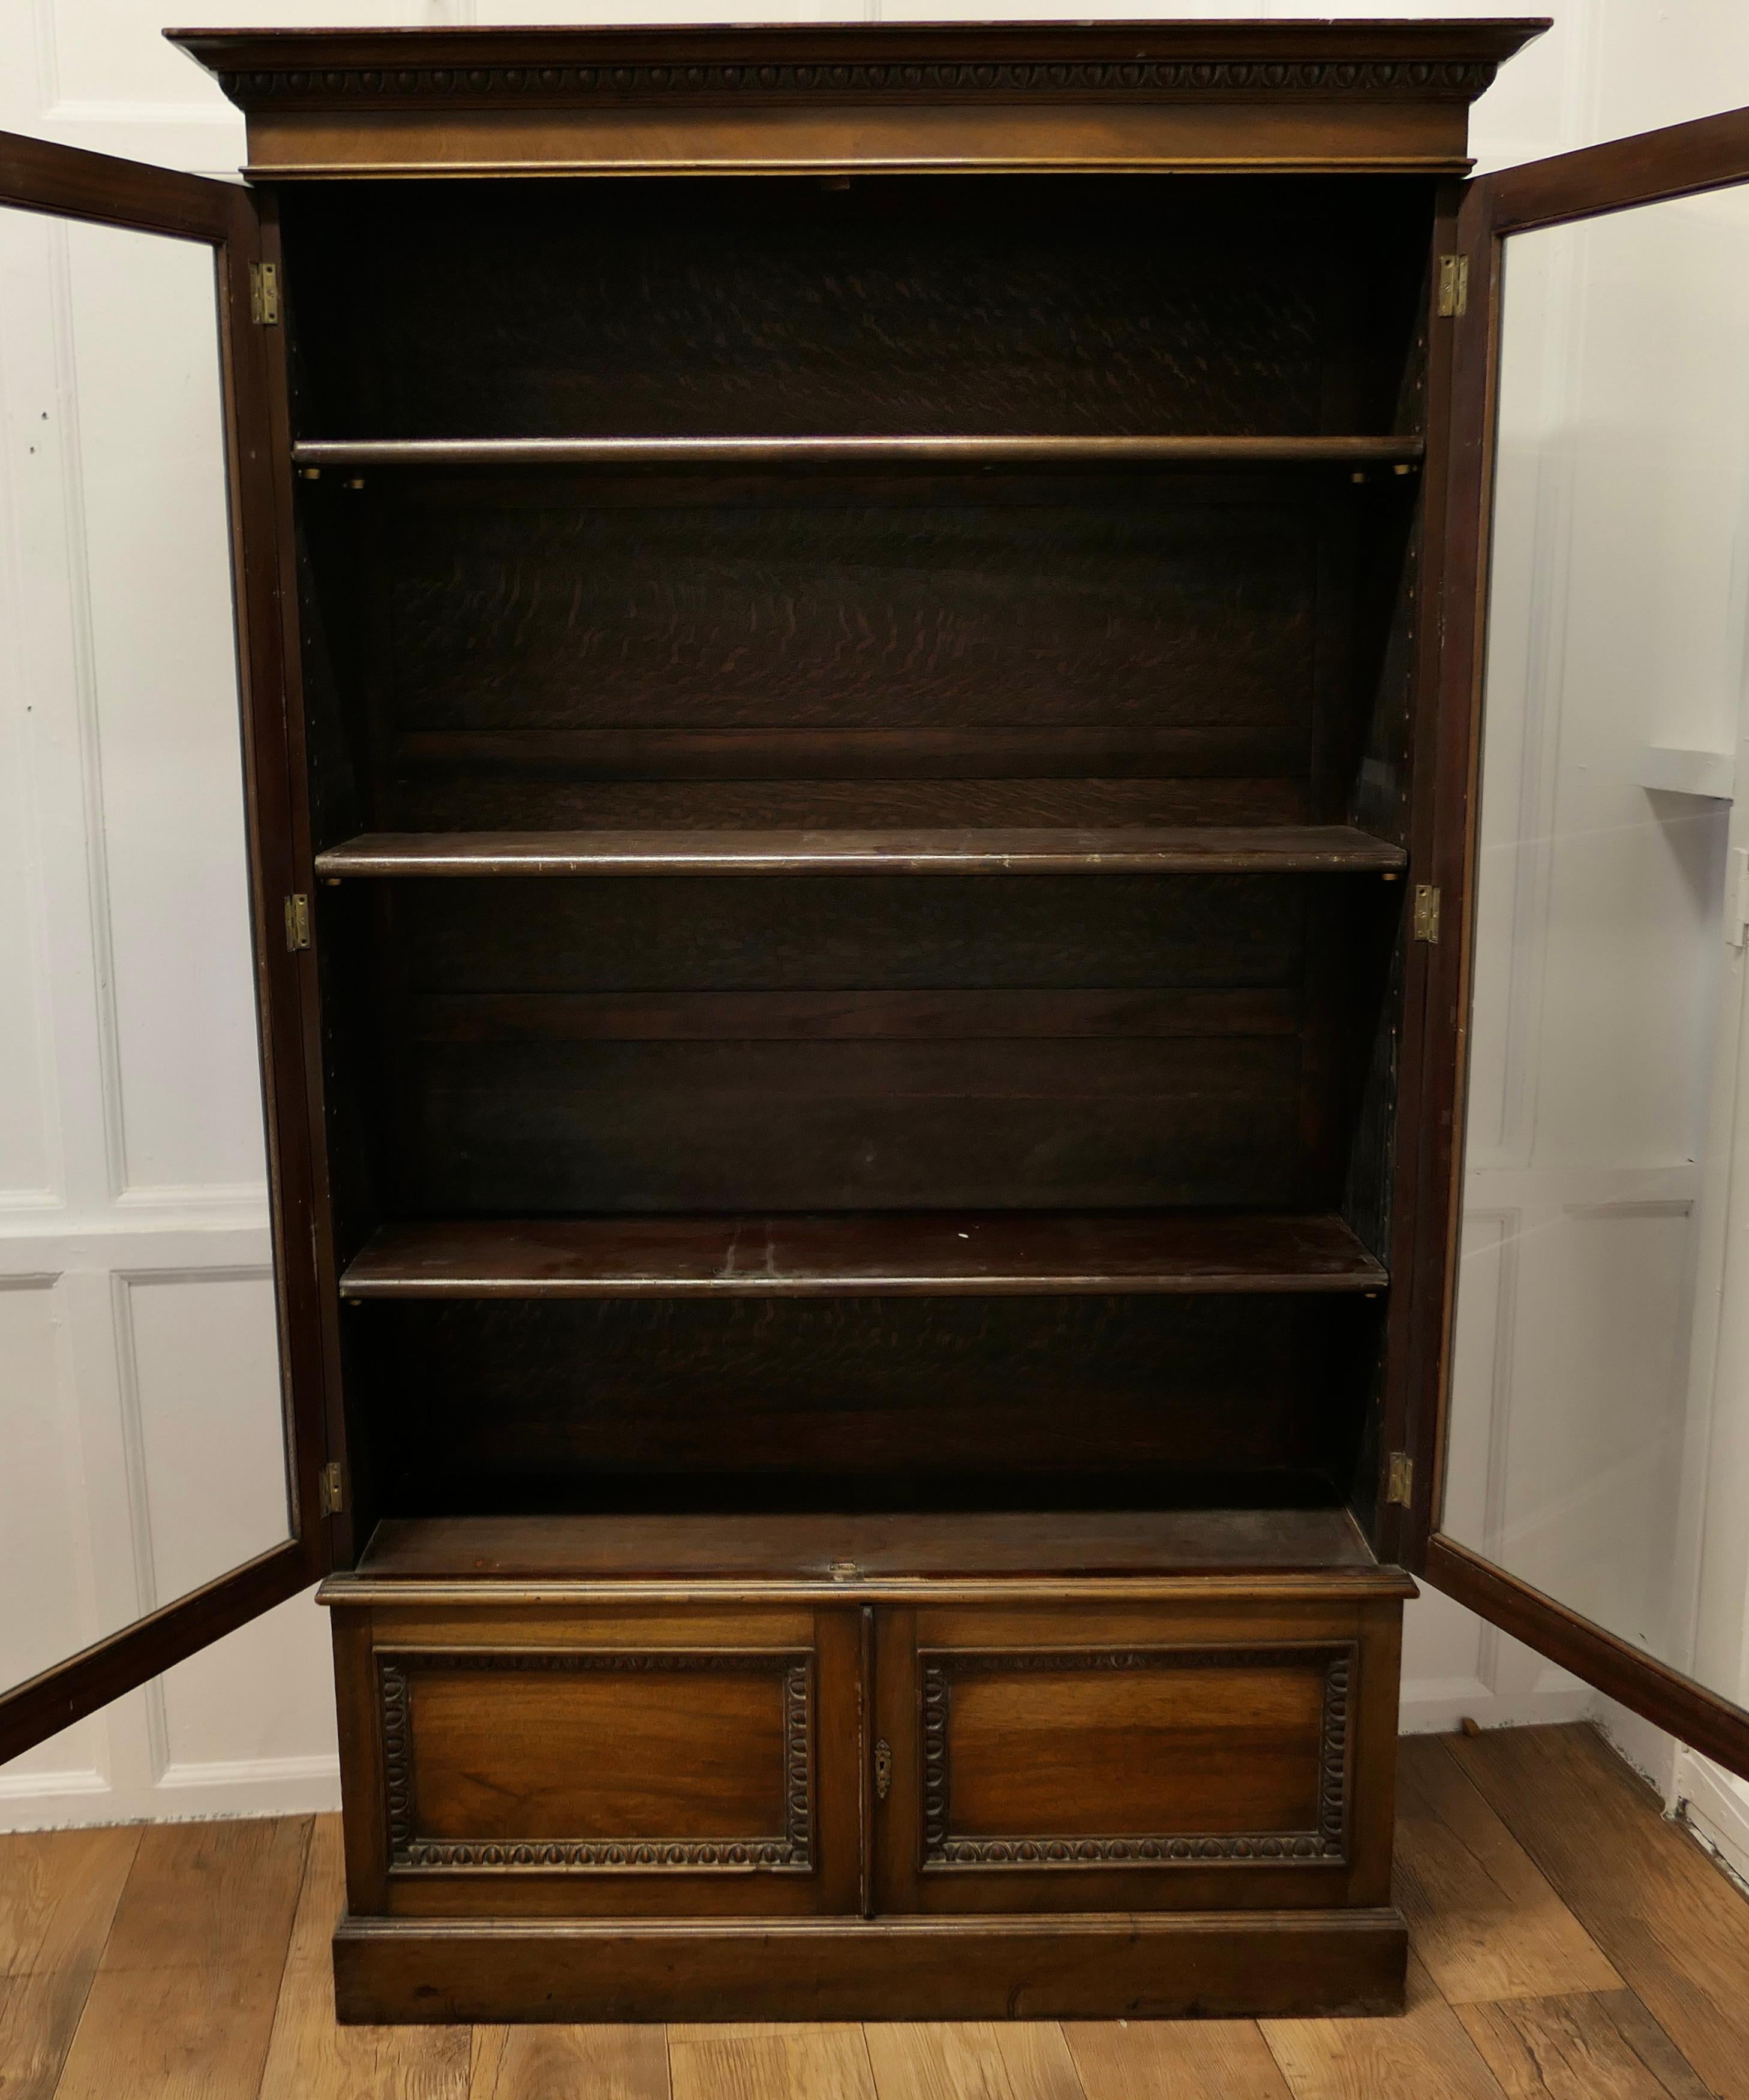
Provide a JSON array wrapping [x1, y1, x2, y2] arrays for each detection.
[[0, 1826, 137, 2100], [257, 1816, 470, 2100], [1393, 1735, 1621, 2005], [51, 1816, 308, 2100], [0, 1725, 1742, 2100], [1455, 1988, 1714, 2100], [470, 2020, 672, 2099], [864, 2021, 1088, 2100], [668, 2023, 879, 2100], [1260, 1951, 1508, 2100], [1450, 1722, 1749, 2100], [1065, 2015, 1294, 2098]]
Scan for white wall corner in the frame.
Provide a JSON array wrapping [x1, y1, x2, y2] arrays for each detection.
[[1591, 1692, 1683, 1803], [1398, 1674, 1596, 1737], [1674, 1747, 1749, 1894]]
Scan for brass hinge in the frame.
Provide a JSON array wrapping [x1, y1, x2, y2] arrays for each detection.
[[1387, 1452, 1414, 1507], [1413, 883, 1441, 943], [250, 260, 280, 326], [1437, 253, 1469, 318], [284, 893, 311, 952], [318, 1460, 344, 1517], [873, 1738, 892, 1801]]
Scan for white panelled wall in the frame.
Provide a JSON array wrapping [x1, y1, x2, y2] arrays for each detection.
[[5, 0, 1749, 1855]]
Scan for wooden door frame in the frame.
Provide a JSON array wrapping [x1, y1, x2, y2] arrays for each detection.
[[1400, 106, 1749, 1779], [0, 132, 330, 1765]]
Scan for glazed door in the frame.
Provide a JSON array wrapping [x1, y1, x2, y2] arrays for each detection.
[[1410, 109, 1749, 1778], [0, 134, 328, 1763]]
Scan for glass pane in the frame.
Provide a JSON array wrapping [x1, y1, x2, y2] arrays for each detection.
[[1446, 184, 1749, 1714], [0, 204, 290, 1702]]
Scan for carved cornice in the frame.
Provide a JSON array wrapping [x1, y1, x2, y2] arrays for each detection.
[[170, 23, 1547, 118], [214, 58, 1501, 109], [378, 1649, 813, 1873], [921, 1644, 1353, 1867]]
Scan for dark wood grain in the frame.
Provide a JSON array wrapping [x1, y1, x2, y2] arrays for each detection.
[[315, 826, 1407, 877], [339, 1211, 1389, 1299], [935, 1651, 1329, 1837], [345, 1602, 864, 1923], [391, 725, 1308, 781], [398, 1034, 1303, 1213], [366, 473, 1322, 727], [394, 873, 1304, 993], [0, 1542, 313, 1770], [403, 988, 1300, 1044], [371, 782, 1311, 833], [350, 1293, 1375, 1500], [1425, 1538, 1749, 1779], [173, 17, 1542, 188], [1483, 103, 1749, 234], [872, 1591, 1403, 1920], [347, 1508, 1384, 1584], [0, 125, 235, 239], [296, 438, 1425, 468], [330, 1909, 1407, 2023], [175, 16, 1545, 81]]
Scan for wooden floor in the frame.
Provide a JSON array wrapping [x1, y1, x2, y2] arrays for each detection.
[[4, 1724, 1748, 2100]]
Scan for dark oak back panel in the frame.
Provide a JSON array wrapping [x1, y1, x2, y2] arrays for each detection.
[[370, 474, 1318, 833], [283, 175, 1434, 441], [356, 1292, 1378, 1515], [327, 872, 1345, 1217]]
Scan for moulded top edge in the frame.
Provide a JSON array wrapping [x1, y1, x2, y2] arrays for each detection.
[[168, 19, 1551, 111], [315, 1572, 1422, 1609], [166, 20, 1553, 67]]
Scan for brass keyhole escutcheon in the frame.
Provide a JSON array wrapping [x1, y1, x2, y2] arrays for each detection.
[[873, 1738, 892, 1801]]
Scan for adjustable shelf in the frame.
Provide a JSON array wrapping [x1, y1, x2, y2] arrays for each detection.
[[292, 434, 1425, 473], [339, 1211, 1389, 1301], [313, 825, 1408, 878]]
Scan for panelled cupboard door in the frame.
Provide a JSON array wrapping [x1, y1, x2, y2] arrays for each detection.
[[1412, 105, 1749, 1782], [869, 1597, 1401, 1916], [0, 133, 327, 1765], [327, 1602, 862, 1918]]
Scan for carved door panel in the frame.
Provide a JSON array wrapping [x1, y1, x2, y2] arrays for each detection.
[[330, 1600, 863, 1918], [869, 1596, 1399, 1917]]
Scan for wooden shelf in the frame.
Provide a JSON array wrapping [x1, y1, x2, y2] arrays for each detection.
[[339, 1211, 1389, 1301], [313, 824, 1407, 878], [343, 1508, 1393, 1587], [292, 434, 1424, 472]]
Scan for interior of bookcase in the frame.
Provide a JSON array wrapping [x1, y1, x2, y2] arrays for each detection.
[[279, 170, 1435, 1545]]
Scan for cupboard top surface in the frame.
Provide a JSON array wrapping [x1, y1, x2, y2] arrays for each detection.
[[338, 1509, 1404, 1590], [167, 18, 1549, 179]]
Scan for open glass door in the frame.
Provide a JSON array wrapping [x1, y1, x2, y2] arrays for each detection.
[[1413, 109, 1749, 1779], [0, 134, 329, 1764]]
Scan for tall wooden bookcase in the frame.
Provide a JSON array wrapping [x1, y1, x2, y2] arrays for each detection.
[[13, 14, 1749, 2024]]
